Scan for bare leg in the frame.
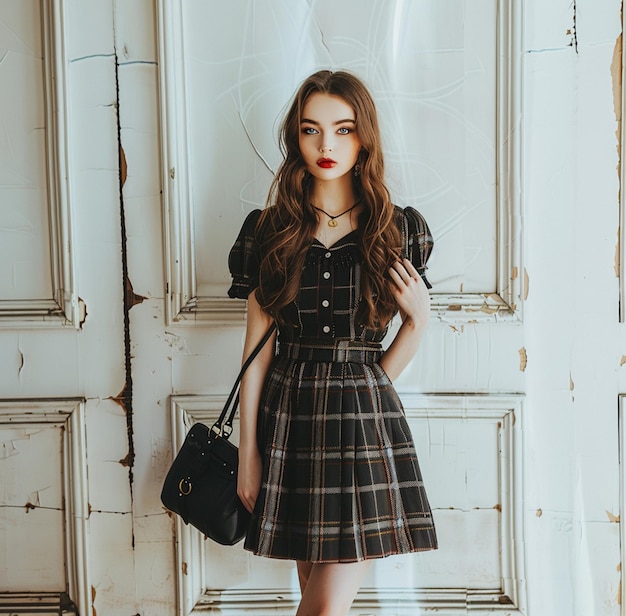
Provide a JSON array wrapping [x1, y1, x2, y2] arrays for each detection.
[[295, 561, 372, 616], [296, 560, 314, 594]]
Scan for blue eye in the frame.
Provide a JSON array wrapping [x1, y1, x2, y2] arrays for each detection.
[[337, 127, 351, 135], [302, 127, 318, 135]]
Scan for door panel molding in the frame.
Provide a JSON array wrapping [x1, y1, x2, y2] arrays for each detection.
[[0, 1, 81, 328], [0, 399, 89, 616], [157, 1, 204, 326], [169, 393, 526, 615], [614, 7, 626, 322], [157, 0, 523, 326], [618, 395, 626, 611]]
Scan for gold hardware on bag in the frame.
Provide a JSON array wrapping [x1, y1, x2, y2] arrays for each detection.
[[178, 478, 192, 495]]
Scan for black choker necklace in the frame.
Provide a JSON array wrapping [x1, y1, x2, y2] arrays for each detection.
[[311, 201, 360, 227]]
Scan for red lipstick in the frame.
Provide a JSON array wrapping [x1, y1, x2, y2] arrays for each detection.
[[317, 158, 337, 168]]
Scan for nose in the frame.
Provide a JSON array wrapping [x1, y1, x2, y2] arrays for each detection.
[[319, 133, 334, 153]]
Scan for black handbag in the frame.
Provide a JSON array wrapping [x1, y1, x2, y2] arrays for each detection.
[[161, 323, 276, 545]]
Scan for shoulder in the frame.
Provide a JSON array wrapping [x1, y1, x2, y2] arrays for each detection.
[[227, 209, 264, 299], [238, 208, 264, 237], [392, 205, 431, 235], [391, 205, 434, 288], [229, 208, 264, 260], [239, 206, 287, 243], [232, 207, 279, 248]]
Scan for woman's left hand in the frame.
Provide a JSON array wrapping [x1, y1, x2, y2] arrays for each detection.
[[388, 258, 431, 326]]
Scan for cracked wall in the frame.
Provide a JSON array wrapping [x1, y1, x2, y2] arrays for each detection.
[[1, 0, 625, 614]]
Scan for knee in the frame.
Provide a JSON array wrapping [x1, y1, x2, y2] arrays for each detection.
[[296, 561, 313, 593], [296, 596, 352, 616], [298, 569, 310, 591], [297, 606, 345, 616]]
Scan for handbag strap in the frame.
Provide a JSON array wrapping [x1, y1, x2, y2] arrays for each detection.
[[212, 322, 277, 438]]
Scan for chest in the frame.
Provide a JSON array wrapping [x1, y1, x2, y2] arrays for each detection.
[[278, 239, 386, 343]]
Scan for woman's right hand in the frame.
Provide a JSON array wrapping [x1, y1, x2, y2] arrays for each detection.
[[237, 446, 262, 513]]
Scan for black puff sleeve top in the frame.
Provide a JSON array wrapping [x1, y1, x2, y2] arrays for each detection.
[[228, 206, 434, 342]]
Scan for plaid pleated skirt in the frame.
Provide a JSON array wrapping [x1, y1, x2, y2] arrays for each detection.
[[244, 340, 438, 562]]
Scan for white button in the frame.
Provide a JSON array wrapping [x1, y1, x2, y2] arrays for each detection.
[[321, 300, 330, 307], [325, 251, 332, 258], [323, 272, 331, 279], [322, 325, 331, 333]]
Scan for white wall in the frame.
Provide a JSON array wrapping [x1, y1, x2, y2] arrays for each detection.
[[0, 1, 624, 614], [523, 0, 622, 613]]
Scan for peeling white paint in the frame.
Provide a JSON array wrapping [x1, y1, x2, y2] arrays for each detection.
[[0, 0, 624, 614]]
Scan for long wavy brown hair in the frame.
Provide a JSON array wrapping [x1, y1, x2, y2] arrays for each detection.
[[256, 70, 402, 329]]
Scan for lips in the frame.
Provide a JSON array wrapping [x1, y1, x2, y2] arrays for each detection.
[[316, 158, 337, 168]]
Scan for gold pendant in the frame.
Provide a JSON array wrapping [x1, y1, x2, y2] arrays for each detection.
[[328, 219, 338, 227]]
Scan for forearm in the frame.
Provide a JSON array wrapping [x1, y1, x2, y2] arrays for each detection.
[[238, 291, 276, 454], [378, 315, 428, 382], [239, 364, 271, 453], [381, 258, 432, 382]]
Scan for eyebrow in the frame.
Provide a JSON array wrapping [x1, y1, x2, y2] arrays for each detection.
[[300, 118, 356, 125]]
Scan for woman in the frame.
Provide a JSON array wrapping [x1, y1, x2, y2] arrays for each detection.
[[228, 70, 437, 616]]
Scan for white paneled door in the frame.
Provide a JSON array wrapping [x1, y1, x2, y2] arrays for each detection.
[[1, 1, 622, 615], [0, 1, 126, 615], [0, 1, 526, 614], [157, 0, 526, 613]]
